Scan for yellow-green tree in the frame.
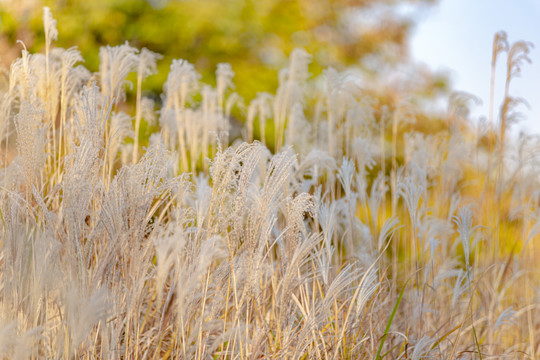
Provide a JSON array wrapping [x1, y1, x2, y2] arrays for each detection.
[[1, 0, 441, 100]]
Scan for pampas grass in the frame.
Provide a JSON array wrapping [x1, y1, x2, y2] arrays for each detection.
[[0, 8, 538, 359]]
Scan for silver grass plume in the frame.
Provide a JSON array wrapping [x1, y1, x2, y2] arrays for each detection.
[[14, 102, 47, 189], [216, 62, 235, 116], [453, 206, 482, 271], [99, 42, 139, 106], [285, 102, 311, 151], [42, 7, 58, 51], [246, 92, 272, 144], [73, 83, 111, 149], [133, 48, 162, 163], [322, 67, 362, 158], [273, 48, 311, 150], [162, 59, 200, 171], [106, 111, 133, 177]]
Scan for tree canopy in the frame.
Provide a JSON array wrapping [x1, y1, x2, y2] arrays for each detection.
[[1, 0, 445, 103]]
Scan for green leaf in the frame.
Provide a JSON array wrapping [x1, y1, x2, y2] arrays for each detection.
[[375, 279, 409, 360]]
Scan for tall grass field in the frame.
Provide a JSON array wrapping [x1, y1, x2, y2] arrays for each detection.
[[0, 7, 538, 359]]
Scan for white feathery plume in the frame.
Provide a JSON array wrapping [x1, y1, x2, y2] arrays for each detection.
[[99, 42, 138, 105], [162, 59, 200, 172], [14, 102, 47, 189], [133, 48, 162, 163], [65, 287, 110, 354], [141, 96, 157, 126], [453, 206, 482, 271], [246, 92, 272, 144], [274, 48, 311, 150], [285, 102, 310, 151], [107, 111, 133, 177], [42, 7, 58, 49], [216, 62, 235, 115]]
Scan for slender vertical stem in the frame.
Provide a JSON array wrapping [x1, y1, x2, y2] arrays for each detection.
[[391, 112, 398, 216], [380, 113, 386, 215], [133, 72, 143, 164]]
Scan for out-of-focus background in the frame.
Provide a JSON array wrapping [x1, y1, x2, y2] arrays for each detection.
[[0, 0, 537, 134], [411, 0, 539, 134]]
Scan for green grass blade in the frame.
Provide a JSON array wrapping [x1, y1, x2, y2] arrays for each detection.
[[472, 324, 483, 360], [375, 279, 409, 360]]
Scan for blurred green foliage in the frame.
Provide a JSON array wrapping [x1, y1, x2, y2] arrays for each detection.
[[0, 0, 443, 103]]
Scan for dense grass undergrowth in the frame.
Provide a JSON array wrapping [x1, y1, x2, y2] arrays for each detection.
[[0, 7, 539, 359]]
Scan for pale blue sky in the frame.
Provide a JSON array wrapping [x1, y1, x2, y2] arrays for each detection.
[[410, 0, 540, 134]]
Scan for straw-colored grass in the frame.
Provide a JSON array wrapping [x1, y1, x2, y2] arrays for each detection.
[[0, 8, 538, 359]]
